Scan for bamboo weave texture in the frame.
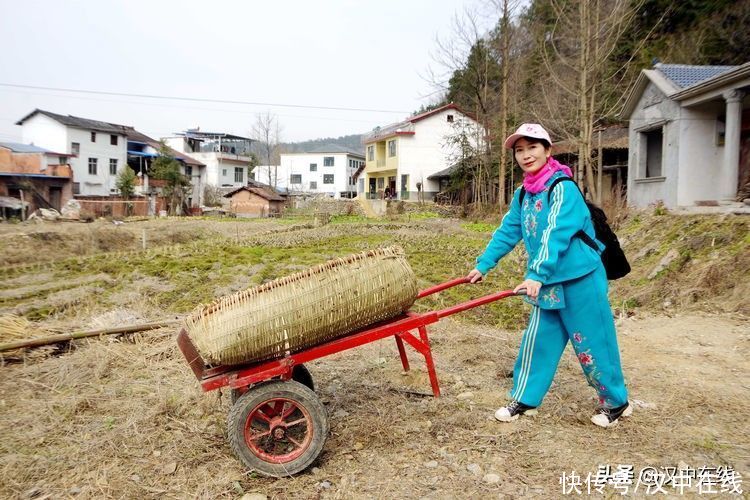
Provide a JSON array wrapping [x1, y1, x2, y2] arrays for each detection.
[[184, 246, 418, 366]]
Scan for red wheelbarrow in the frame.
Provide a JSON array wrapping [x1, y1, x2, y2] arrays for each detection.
[[177, 277, 522, 477]]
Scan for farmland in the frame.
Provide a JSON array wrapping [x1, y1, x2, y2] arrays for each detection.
[[0, 209, 748, 498]]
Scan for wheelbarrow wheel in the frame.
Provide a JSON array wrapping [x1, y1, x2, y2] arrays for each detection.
[[230, 364, 314, 405], [227, 380, 328, 477]]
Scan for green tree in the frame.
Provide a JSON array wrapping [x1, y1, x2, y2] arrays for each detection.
[[151, 142, 191, 215], [116, 167, 136, 199]]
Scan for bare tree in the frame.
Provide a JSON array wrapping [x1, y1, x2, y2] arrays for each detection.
[[252, 112, 282, 188], [528, 0, 646, 202]]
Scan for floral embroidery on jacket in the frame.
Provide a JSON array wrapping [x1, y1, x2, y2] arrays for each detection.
[[534, 199, 543, 212], [573, 332, 583, 343], [523, 212, 538, 238], [542, 286, 561, 306]]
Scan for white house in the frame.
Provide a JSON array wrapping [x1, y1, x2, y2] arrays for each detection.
[[16, 109, 129, 197], [621, 62, 750, 208], [357, 103, 483, 201], [255, 146, 364, 199], [164, 130, 254, 196]]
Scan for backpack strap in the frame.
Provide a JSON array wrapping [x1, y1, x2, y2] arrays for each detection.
[[546, 176, 600, 252]]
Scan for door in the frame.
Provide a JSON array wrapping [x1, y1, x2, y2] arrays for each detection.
[[48, 187, 62, 211]]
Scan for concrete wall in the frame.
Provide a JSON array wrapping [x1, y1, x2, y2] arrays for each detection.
[[677, 103, 726, 205], [627, 82, 680, 208]]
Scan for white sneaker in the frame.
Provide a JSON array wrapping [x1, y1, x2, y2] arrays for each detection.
[[591, 402, 633, 428], [494, 400, 538, 422]]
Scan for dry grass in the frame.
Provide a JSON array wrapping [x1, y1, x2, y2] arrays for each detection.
[[1, 315, 748, 498], [0, 211, 748, 498]]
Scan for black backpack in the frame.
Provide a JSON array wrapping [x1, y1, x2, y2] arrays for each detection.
[[519, 177, 630, 280]]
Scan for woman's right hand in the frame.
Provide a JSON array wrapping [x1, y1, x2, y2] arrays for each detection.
[[467, 269, 483, 284]]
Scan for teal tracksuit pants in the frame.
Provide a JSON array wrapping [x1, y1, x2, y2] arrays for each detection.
[[510, 266, 628, 409]]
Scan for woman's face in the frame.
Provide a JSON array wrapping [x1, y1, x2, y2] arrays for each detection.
[[514, 137, 551, 174]]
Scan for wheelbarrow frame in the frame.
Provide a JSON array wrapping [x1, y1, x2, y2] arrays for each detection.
[[176, 276, 521, 476], [177, 276, 520, 398]]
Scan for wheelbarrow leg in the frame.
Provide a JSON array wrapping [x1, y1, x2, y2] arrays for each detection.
[[418, 326, 441, 398], [394, 335, 411, 372]]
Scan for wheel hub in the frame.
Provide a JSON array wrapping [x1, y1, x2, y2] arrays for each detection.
[[272, 425, 286, 439]]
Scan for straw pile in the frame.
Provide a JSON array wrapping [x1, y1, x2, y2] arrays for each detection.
[[183, 246, 418, 366]]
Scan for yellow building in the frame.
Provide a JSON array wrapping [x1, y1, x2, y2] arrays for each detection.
[[356, 103, 480, 201]]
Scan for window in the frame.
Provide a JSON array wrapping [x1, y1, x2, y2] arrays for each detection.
[[73, 182, 80, 195], [401, 174, 409, 192], [234, 167, 244, 183], [348, 159, 353, 168], [447, 114, 454, 123], [109, 159, 118, 175], [71, 142, 80, 156], [323, 156, 334, 166], [290, 174, 302, 184], [110, 135, 118, 146], [377, 177, 384, 189], [388, 140, 396, 157], [367, 145, 374, 161], [348, 176, 354, 185], [222, 168, 227, 177], [643, 128, 663, 178], [88, 158, 98, 175], [310, 163, 317, 172], [90, 132, 96, 142], [310, 181, 318, 189], [185, 165, 193, 177], [323, 174, 334, 184]]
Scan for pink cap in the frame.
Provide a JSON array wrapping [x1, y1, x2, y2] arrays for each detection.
[[504, 123, 552, 149]]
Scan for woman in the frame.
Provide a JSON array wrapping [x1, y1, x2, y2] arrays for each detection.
[[467, 123, 630, 428]]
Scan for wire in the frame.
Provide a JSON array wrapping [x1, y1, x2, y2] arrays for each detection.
[[0, 83, 410, 115]]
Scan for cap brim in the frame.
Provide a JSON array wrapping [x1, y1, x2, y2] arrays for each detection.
[[504, 133, 524, 150]]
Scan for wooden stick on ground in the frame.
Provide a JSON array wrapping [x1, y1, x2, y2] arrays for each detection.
[[0, 321, 179, 352]]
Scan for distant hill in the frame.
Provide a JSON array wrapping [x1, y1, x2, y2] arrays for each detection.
[[280, 134, 364, 155]]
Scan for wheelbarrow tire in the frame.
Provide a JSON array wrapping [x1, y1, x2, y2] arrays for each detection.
[[227, 380, 328, 477], [230, 364, 315, 405]]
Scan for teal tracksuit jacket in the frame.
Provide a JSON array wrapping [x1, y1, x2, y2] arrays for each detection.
[[476, 171, 628, 409]]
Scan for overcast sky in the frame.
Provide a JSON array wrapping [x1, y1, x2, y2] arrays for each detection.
[[0, 0, 496, 144]]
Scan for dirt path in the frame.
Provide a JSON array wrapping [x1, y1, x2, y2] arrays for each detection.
[[0, 312, 747, 498]]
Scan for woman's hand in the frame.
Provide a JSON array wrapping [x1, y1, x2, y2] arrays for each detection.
[[514, 279, 542, 299], [467, 269, 484, 284]]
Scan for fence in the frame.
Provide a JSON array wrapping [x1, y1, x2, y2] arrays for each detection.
[[75, 196, 167, 218]]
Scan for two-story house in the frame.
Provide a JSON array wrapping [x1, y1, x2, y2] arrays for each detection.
[[358, 103, 482, 201], [164, 130, 254, 197], [16, 109, 129, 197], [255, 146, 364, 199]]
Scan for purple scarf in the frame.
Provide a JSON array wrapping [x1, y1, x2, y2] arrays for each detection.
[[523, 157, 573, 194]]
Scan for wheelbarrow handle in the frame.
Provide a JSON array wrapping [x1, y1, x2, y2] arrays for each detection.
[[418, 277, 529, 299], [417, 276, 471, 298]]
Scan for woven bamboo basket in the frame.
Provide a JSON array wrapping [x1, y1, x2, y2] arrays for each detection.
[[184, 246, 418, 366]]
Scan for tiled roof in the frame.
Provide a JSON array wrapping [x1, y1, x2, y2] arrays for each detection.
[[0, 141, 52, 154], [223, 185, 285, 201], [16, 109, 131, 134], [655, 63, 738, 90]]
